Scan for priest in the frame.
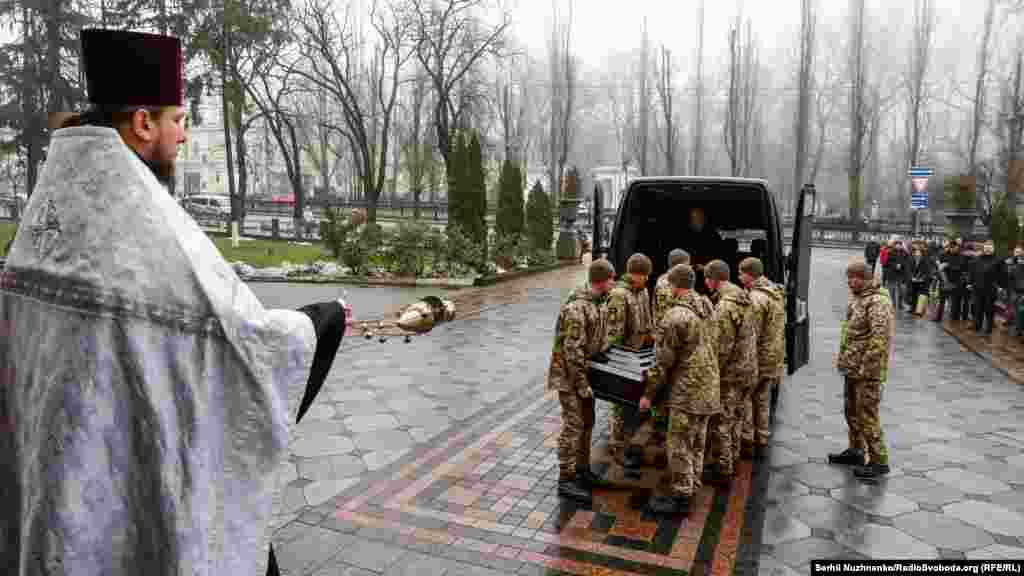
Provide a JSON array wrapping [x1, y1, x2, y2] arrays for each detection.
[[0, 29, 347, 575]]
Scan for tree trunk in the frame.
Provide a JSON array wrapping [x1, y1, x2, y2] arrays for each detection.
[[969, 0, 996, 174], [638, 18, 649, 176], [692, 0, 704, 176], [794, 0, 814, 199], [1007, 51, 1022, 211], [233, 97, 248, 222]]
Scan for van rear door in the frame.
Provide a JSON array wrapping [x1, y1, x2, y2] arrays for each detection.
[[786, 183, 815, 375]]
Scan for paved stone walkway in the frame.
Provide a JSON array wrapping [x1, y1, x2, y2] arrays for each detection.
[[269, 249, 1024, 576], [941, 319, 1024, 385], [753, 251, 1024, 576]]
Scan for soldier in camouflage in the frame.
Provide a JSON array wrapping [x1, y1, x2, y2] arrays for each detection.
[[739, 257, 785, 460], [548, 258, 617, 503], [829, 259, 895, 480], [640, 264, 721, 515], [649, 249, 691, 448], [703, 260, 758, 485], [606, 253, 655, 469], [654, 249, 692, 325]]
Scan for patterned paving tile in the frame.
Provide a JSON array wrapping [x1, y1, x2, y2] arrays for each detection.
[[320, 388, 761, 576]]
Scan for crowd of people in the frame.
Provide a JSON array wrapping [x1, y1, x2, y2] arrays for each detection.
[[548, 250, 787, 516], [865, 236, 1024, 338]]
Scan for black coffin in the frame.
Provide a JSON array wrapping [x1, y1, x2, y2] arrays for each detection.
[[587, 345, 656, 409]]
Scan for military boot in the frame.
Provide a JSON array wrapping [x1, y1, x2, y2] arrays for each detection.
[[557, 478, 593, 503], [753, 445, 770, 461], [853, 462, 891, 480], [702, 464, 733, 487], [622, 445, 644, 469], [740, 443, 755, 460], [576, 467, 610, 489], [827, 448, 865, 466], [646, 494, 690, 515]]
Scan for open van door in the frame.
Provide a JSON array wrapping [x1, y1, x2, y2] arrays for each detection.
[[592, 184, 610, 259], [786, 183, 815, 375]]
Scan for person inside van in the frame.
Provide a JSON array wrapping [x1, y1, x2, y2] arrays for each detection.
[[680, 207, 724, 293]]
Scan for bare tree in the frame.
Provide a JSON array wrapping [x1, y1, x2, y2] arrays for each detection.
[[408, 0, 510, 168], [996, 48, 1023, 215], [808, 62, 838, 186], [904, 0, 934, 215], [725, 24, 741, 177], [794, 0, 816, 196], [656, 45, 678, 175], [968, 0, 997, 179], [691, 0, 705, 175], [290, 0, 414, 223], [846, 0, 872, 220], [403, 65, 435, 218], [724, 16, 758, 177], [636, 17, 650, 175], [546, 0, 575, 205]]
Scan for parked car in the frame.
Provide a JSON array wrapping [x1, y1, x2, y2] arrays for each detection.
[[183, 195, 231, 220]]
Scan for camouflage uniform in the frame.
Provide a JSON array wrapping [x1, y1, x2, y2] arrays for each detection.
[[605, 279, 654, 456], [836, 278, 894, 466], [643, 292, 720, 498], [548, 286, 608, 481], [649, 272, 677, 436], [708, 282, 758, 476], [743, 277, 786, 448]]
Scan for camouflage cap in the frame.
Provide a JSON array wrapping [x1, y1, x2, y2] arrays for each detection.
[[739, 257, 764, 278], [627, 253, 653, 275], [667, 264, 695, 289], [589, 258, 616, 283], [668, 248, 690, 267], [706, 259, 730, 281], [846, 258, 871, 279]]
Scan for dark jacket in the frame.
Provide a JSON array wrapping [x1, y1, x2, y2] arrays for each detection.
[[906, 255, 934, 284], [864, 242, 881, 263], [1006, 256, 1024, 294], [884, 249, 908, 280], [970, 254, 1007, 294], [939, 253, 968, 290]]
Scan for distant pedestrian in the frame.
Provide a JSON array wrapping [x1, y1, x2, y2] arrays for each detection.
[[864, 240, 881, 276], [1005, 246, 1024, 337], [936, 241, 968, 322], [969, 240, 1006, 335], [830, 259, 894, 480]]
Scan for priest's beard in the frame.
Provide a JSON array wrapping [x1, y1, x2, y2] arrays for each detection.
[[131, 148, 176, 188]]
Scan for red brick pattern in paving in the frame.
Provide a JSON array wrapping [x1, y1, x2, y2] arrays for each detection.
[[331, 390, 759, 575]]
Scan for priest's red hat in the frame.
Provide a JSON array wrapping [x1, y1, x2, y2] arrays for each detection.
[[81, 29, 183, 107]]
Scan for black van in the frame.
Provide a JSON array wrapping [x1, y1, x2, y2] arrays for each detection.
[[591, 177, 814, 378]]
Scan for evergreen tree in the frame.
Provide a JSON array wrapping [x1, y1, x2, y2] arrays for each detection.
[[526, 179, 553, 253], [445, 130, 465, 236], [495, 159, 525, 239], [465, 132, 488, 245]]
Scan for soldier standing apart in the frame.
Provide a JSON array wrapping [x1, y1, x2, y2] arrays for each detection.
[[738, 257, 785, 460], [703, 260, 758, 486], [606, 253, 655, 469], [640, 264, 720, 515], [548, 259, 616, 503], [830, 259, 895, 480]]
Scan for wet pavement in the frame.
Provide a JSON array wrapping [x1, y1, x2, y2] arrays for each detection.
[[268, 249, 1024, 576], [248, 282, 454, 320]]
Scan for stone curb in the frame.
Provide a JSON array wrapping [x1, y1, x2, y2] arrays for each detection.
[[242, 275, 475, 289], [941, 322, 1024, 385], [240, 261, 579, 289], [471, 260, 578, 287]]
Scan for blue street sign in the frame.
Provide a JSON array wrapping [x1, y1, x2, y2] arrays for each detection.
[[908, 167, 933, 177], [911, 193, 929, 209]]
